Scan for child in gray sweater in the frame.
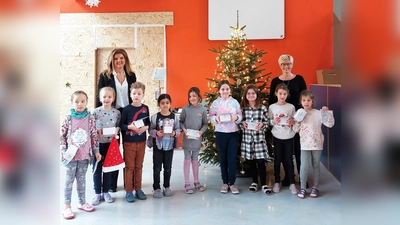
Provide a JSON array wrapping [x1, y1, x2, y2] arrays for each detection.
[[179, 87, 208, 194]]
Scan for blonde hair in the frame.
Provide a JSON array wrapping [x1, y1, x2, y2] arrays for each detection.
[[130, 82, 146, 94], [103, 49, 134, 79], [71, 90, 88, 102], [278, 54, 294, 65], [99, 86, 116, 98]]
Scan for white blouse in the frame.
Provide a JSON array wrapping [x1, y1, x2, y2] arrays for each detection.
[[113, 71, 129, 109]]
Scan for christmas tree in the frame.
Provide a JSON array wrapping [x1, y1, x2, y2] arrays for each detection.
[[199, 18, 272, 173]]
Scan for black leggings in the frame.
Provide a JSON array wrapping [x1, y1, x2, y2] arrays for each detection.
[[248, 159, 267, 186]]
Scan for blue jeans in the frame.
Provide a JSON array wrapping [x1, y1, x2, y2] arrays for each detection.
[[93, 143, 112, 194], [215, 132, 238, 185]]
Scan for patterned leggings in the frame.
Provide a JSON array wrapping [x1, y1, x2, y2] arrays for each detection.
[[299, 150, 322, 190], [63, 160, 89, 205]]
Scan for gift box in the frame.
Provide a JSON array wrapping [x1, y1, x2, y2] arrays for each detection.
[[316, 69, 341, 84]]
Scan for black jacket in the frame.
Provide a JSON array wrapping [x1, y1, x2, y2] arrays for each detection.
[[96, 71, 137, 108]]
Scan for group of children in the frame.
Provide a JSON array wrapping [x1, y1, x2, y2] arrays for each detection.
[[60, 80, 334, 220]]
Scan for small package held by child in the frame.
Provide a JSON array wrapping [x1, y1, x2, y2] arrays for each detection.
[[293, 109, 307, 122], [320, 110, 334, 125], [219, 113, 231, 123], [102, 127, 116, 136]]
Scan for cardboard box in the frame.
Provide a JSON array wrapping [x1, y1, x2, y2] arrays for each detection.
[[316, 69, 341, 84]]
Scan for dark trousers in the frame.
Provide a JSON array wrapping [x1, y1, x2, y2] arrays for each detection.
[[249, 159, 267, 186], [273, 137, 295, 184], [153, 148, 174, 190], [93, 143, 112, 194], [282, 133, 301, 181], [215, 132, 238, 185]]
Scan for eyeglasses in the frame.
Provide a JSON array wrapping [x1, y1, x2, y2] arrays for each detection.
[[280, 63, 292, 66]]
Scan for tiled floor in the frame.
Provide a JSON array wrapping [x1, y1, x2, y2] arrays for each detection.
[[60, 147, 341, 225]]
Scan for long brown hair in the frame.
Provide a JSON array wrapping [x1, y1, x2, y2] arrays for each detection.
[[103, 49, 134, 79], [240, 85, 262, 108], [188, 87, 202, 105]]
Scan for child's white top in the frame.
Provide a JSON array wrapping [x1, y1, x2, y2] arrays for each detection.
[[268, 103, 296, 140], [292, 109, 335, 150]]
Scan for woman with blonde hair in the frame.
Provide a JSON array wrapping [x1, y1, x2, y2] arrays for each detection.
[[96, 48, 137, 192], [268, 54, 306, 187]]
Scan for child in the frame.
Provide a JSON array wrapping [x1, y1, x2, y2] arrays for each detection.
[[60, 90, 100, 220], [268, 83, 298, 195], [91, 87, 120, 205], [293, 90, 335, 199], [179, 87, 208, 194], [120, 82, 150, 203], [239, 85, 270, 194], [209, 80, 242, 194], [149, 94, 181, 198]]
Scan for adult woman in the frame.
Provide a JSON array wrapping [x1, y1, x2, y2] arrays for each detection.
[[96, 48, 137, 192], [268, 54, 306, 186]]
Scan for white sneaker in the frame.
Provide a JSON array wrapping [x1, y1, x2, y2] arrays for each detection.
[[289, 184, 298, 195], [230, 184, 239, 194], [273, 183, 280, 193]]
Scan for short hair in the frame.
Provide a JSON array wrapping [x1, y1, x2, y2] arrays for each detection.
[[130, 82, 146, 94], [71, 90, 88, 102], [99, 86, 116, 98], [188, 87, 202, 105], [240, 85, 262, 108], [278, 54, 294, 65]]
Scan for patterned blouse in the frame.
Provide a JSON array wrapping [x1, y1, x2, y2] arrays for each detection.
[[239, 105, 270, 160], [292, 109, 335, 150]]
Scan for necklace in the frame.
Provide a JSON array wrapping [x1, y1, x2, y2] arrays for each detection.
[[281, 74, 294, 88], [116, 74, 125, 84], [282, 79, 291, 88]]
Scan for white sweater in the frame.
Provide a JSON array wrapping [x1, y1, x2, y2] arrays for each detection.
[[268, 103, 296, 140], [292, 109, 335, 150]]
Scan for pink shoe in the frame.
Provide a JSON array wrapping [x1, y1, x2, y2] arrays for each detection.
[[62, 207, 74, 220], [77, 203, 95, 212]]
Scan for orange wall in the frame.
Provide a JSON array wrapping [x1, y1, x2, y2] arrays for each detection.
[[61, 0, 333, 108]]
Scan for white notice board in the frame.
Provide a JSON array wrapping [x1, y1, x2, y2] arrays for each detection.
[[208, 0, 285, 40]]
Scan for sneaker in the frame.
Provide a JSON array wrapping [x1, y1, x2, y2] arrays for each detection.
[[261, 185, 272, 194], [220, 184, 229, 194], [62, 207, 74, 220], [185, 184, 194, 194], [273, 183, 281, 193], [125, 192, 135, 203], [103, 192, 114, 203], [230, 184, 239, 194], [248, 183, 258, 192], [77, 203, 95, 212], [91, 194, 101, 205], [297, 188, 306, 199], [194, 182, 205, 192], [310, 188, 319, 198], [163, 187, 173, 197], [153, 189, 163, 198], [135, 190, 147, 200], [289, 184, 298, 195]]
